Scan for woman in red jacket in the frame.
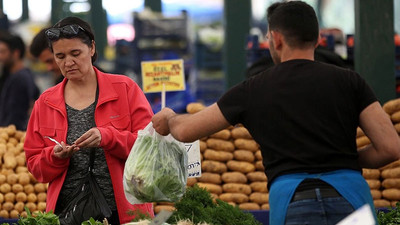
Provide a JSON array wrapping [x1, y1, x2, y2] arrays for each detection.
[[24, 16, 154, 224]]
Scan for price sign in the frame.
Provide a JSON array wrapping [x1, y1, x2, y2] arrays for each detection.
[[141, 59, 185, 93], [184, 140, 201, 178]]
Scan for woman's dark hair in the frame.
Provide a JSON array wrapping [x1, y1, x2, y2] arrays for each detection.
[[47, 16, 97, 63], [267, 1, 319, 49]]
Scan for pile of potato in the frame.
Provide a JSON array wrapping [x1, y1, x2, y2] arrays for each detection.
[[0, 125, 48, 219], [357, 98, 400, 209], [154, 103, 269, 213]]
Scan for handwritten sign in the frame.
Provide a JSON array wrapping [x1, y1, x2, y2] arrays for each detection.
[[184, 140, 201, 178], [141, 59, 186, 93]]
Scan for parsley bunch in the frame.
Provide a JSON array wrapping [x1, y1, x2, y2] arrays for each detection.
[[167, 185, 262, 225]]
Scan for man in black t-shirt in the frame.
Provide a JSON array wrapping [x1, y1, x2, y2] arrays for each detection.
[[152, 1, 400, 225]]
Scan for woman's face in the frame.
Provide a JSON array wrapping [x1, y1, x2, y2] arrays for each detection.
[[51, 38, 95, 81]]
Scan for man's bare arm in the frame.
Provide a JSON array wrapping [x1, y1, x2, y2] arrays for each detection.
[[358, 101, 400, 168]]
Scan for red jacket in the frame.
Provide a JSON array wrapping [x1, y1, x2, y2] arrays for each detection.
[[24, 67, 154, 223]]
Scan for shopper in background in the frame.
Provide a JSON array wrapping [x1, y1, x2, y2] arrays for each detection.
[[29, 27, 63, 86], [152, 1, 400, 225], [24, 16, 154, 224], [0, 32, 40, 130]]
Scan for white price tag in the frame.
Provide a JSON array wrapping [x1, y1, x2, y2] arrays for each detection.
[[185, 140, 201, 178]]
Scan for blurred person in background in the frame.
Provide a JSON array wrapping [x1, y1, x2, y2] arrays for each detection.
[[29, 27, 63, 86], [152, 1, 400, 225], [0, 32, 40, 130], [23, 16, 154, 224]]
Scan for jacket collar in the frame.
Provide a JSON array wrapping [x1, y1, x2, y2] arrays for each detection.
[[44, 66, 119, 109]]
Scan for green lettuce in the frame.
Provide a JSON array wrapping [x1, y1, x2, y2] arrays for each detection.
[[124, 134, 188, 203]]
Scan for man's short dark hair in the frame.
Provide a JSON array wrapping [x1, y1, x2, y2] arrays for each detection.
[[0, 32, 26, 59], [267, 1, 319, 49], [30, 28, 49, 58]]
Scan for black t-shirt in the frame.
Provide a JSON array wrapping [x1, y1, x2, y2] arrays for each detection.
[[218, 59, 377, 186]]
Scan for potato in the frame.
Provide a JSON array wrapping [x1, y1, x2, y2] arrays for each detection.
[[233, 150, 255, 163], [254, 151, 263, 161], [7, 173, 18, 185], [221, 172, 248, 184], [239, 203, 260, 210], [249, 192, 269, 204], [231, 127, 252, 139], [196, 182, 222, 195], [247, 171, 267, 182], [234, 139, 259, 152], [16, 192, 27, 202], [374, 199, 391, 208], [15, 155, 26, 167], [383, 98, 400, 114], [4, 192, 15, 203], [370, 189, 382, 200], [18, 173, 30, 185], [186, 178, 197, 187], [356, 127, 364, 138], [9, 210, 19, 219], [14, 202, 25, 213], [380, 160, 400, 170], [201, 160, 228, 174], [25, 202, 37, 212], [37, 202, 46, 212], [0, 174, 6, 185], [24, 184, 35, 194], [0, 209, 9, 218], [219, 193, 248, 203], [382, 178, 400, 189], [222, 183, 252, 195], [363, 168, 381, 179], [365, 179, 381, 190], [37, 193, 47, 203], [382, 188, 400, 200], [200, 140, 207, 153], [206, 138, 235, 152], [395, 123, 400, 134], [250, 182, 268, 193], [261, 203, 270, 210], [15, 166, 28, 174], [0, 183, 11, 193], [356, 136, 371, 149], [29, 173, 38, 184], [27, 193, 37, 203], [186, 102, 205, 114], [34, 183, 46, 193], [2, 201, 14, 211], [204, 149, 233, 162], [0, 193, 3, 203], [209, 129, 231, 140], [391, 111, 400, 123], [226, 160, 255, 173], [3, 154, 17, 169], [197, 172, 221, 185]]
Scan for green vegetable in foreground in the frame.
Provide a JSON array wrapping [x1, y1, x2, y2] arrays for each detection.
[[167, 185, 262, 225]]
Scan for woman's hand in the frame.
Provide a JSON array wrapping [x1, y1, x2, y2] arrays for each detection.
[[152, 107, 176, 135], [53, 142, 79, 159], [74, 128, 102, 148]]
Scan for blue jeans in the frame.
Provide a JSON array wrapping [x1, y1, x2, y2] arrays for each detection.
[[285, 188, 355, 225]]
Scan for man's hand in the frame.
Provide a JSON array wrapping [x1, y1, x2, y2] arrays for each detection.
[[152, 107, 176, 135]]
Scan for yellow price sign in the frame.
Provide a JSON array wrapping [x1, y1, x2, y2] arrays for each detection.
[[141, 59, 186, 93]]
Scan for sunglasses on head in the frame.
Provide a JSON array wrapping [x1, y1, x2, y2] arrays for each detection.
[[45, 24, 88, 41]]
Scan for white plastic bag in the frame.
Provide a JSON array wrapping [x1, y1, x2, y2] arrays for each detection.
[[123, 122, 188, 203]]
